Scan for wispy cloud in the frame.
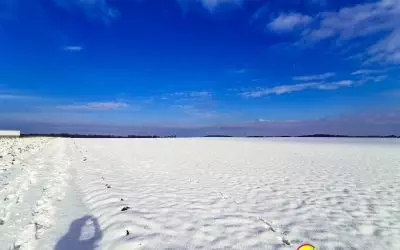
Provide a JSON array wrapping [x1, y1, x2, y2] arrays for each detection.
[[352, 69, 386, 75], [197, 0, 243, 10], [1, 0, 119, 23], [302, 1, 398, 41], [63, 46, 83, 52], [263, 1, 400, 64], [53, 0, 119, 24], [175, 104, 221, 119], [241, 80, 354, 97], [351, 69, 388, 83], [58, 101, 129, 111], [358, 75, 388, 83], [170, 91, 212, 98], [2, 0, 243, 24], [268, 13, 312, 32], [299, 0, 400, 64], [292, 72, 335, 81], [170, 89, 219, 119], [232, 68, 247, 74], [190, 91, 211, 97], [0, 93, 36, 100], [368, 30, 400, 63]]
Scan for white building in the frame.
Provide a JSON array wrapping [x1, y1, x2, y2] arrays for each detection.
[[0, 130, 21, 137]]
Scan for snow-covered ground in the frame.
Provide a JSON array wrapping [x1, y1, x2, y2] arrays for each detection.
[[1, 137, 400, 250]]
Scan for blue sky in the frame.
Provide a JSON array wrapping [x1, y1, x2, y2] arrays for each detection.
[[1, 0, 399, 135]]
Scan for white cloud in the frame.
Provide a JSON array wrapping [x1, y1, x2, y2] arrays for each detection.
[[305, 0, 400, 41], [372, 75, 388, 82], [368, 29, 400, 63], [58, 101, 129, 111], [176, 0, 243, 11], [268, 13, 312, 32], [63, 46, 83, 52], [189, 91, 211, 97], [292, 72, 335, 81], [170, 91, 211, 98], [256, 118, 297, 123], [241, 80, 354, 97], [351, 69, 388, 83], [358, 75, 388, 83], [198, 0, 243, 10], [301, 0, 400, 64], [352, 69, 386, 75]]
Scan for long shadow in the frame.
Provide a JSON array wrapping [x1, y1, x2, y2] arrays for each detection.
[[55, 215, 103, 250]]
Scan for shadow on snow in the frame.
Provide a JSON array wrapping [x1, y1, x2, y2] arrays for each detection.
[[54, 215, 102, 250]]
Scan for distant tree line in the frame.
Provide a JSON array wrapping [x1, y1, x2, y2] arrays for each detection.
[[21, 133, 176, 138], [203, 135, 233, 138], [245, 134, 399, 138], [299, 134, 399, 138], [20, 133, 399, 138]]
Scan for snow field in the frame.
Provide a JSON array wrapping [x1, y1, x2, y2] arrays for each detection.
[[1, 137, 400, 250]]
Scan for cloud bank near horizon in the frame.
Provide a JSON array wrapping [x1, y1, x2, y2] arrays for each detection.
[[2, 109, 399, 136]]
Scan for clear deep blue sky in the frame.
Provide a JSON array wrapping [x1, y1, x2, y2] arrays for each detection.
[[1, 0, 399, 135]]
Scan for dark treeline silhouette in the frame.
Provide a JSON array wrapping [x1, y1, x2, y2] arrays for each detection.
[[299, 134, 399, 138], [203, 135, 233, 138], [21, 133, 176, 138], [246, 134, 399, 138], [246, 136, 292, 138], [20, 133, 398, 138]]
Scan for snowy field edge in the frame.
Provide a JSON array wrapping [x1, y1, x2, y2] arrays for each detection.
[[1, 138, 400, 249]]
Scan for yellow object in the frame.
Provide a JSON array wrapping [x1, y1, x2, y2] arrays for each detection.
[[297, 243, 316, 250]]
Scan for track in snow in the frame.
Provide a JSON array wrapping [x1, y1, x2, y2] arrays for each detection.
[[0, 138, 70, 250]]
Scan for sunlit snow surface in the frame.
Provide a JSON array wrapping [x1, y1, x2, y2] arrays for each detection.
[[1, 137, 400, 249]]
